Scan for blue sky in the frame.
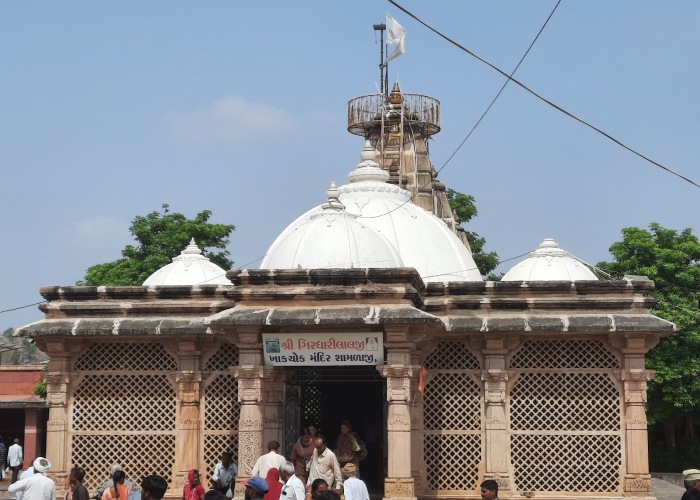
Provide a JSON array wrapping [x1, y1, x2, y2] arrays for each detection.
[[2, 1, 700, 330]]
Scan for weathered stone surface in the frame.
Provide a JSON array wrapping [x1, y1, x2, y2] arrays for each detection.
[[526, 317, 565, 332], [444, 281, 487, 295], [446, 317, 484, 332], [613, 315, 675, 332], [486, 317, 527, 331], [568, 316, 613, 332]]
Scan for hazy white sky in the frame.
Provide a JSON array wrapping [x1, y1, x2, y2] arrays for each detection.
[[2, 1, 700, 330]]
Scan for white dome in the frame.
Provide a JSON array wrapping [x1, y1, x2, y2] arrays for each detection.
[[261, 141, 482, 282], [261, 184, 404, 270], [501, 238, 598, 281], [143, 239, 231, 286]]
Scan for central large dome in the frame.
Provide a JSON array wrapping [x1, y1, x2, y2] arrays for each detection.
[[260, 141, 482, 282]]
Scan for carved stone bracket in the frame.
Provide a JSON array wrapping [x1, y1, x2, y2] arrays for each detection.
[[176, 371, 202, 404], [46, 371, 71, 407], [620, 369, 654, 404], [481, 369, 512, 406]]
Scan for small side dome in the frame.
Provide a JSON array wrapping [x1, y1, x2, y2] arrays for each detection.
[[502, 238, 598, 281], [143, 239, 230, 286], [260, 184, 403, 270]]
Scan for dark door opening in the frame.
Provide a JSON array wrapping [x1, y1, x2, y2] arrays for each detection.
[[286, 366, 385, 493]]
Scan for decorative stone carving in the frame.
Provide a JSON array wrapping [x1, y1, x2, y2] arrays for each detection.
[[621, 369, 653, 404], [624, 475, 652, 492], [384, 477, 415, 498], [46, 372, 70, 407], [238, 431, 262, 476], [176, 371, 202, 404]]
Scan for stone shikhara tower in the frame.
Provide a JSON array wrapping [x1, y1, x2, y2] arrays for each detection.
[[18, 73, 672, 500]]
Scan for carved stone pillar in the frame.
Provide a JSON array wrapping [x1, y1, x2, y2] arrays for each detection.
[[409, 351, 424, 493], [262, 368, 285, 446], [172, 339, 203, 491], [379, 327, 417, 500], [481, 336, 511, 492], [43, 339, 72, 497], [231, 329, 265, 498], [619, 334, 658, 498]]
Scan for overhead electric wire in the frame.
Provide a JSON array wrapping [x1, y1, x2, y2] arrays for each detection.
[[388, 0, 700, 190], [357, 0, 561, 222]]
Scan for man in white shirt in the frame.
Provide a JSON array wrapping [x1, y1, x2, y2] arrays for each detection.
[[340, 464, 368, 500], [306, 436, 342, 492], [15, 465, 35, 500], [251, 441, 286, 480], [8, 438, 23, 484], [9, 457, 55, 500], [211, 452, 238, 495], [279, 461, 305, 500]]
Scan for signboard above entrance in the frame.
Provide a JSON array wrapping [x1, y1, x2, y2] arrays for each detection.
[[262, 333, 383, 366]]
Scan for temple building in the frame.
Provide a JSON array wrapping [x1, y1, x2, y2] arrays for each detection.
[[17, 81, 673, 500]]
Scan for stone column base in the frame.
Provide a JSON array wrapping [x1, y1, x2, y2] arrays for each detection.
[[384, 477, 416, 500], [623, 474, 654, 496]]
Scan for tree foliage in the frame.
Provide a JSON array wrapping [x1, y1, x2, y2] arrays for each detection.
[[446, 189, 499, 278], [80, 204, 235, 286], [596, 223, 700, 424]]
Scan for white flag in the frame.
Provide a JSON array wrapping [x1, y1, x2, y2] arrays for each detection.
[[386, 14, 406, 63]]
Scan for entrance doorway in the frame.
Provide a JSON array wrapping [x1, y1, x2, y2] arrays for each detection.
[[285, 366, 385, 493]]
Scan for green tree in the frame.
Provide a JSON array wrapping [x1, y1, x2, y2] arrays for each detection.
[[596, 223, 700, 459], [80, 204, 235, 286], [446, 189, 499, 278]]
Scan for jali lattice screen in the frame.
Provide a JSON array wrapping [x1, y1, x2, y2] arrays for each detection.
[[509, 339, 622, 493], [71, 343, 177, 492], [422, 341, 482, 492], [202, 343, 240, 486]]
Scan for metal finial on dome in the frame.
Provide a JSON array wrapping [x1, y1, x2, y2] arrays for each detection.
[[388, 81, 403, 104], [182, 238, 203, 255]]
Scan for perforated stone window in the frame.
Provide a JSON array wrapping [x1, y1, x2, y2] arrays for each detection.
[[422, 342, 482, 493], [509, 339, 622, 493], [202, 343, 240, 486], [74, 343, 177, 371], [70, 342, 177, 493], [73, 434, 175, 493], [510, 339, 619, 369]]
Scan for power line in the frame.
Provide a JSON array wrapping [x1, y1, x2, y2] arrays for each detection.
[[388, 0, 700, 190], [356, 0, 560, 224]]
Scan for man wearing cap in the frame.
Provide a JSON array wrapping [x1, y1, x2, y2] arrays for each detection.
[[242, 477, 269, 500], [340, 464, 368, 500], [683, 469, 700, 500], [8, 457, 55, 500]]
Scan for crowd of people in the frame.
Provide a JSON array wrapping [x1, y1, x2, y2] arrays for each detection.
[[18, 426, 699, 500], [0, 421, 368, 500]]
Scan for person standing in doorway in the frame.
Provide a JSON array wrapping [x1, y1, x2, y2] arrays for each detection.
[[0, 436, 6, 481], [334, 422, 365, 477], [306, 436, 342, 493], [8, 438, 23, 484]]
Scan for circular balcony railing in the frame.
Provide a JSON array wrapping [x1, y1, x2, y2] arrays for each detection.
[[347, 93, 441, 137]]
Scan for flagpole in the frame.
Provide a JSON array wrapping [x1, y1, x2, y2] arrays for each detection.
[[373, 23, 386, 96]]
